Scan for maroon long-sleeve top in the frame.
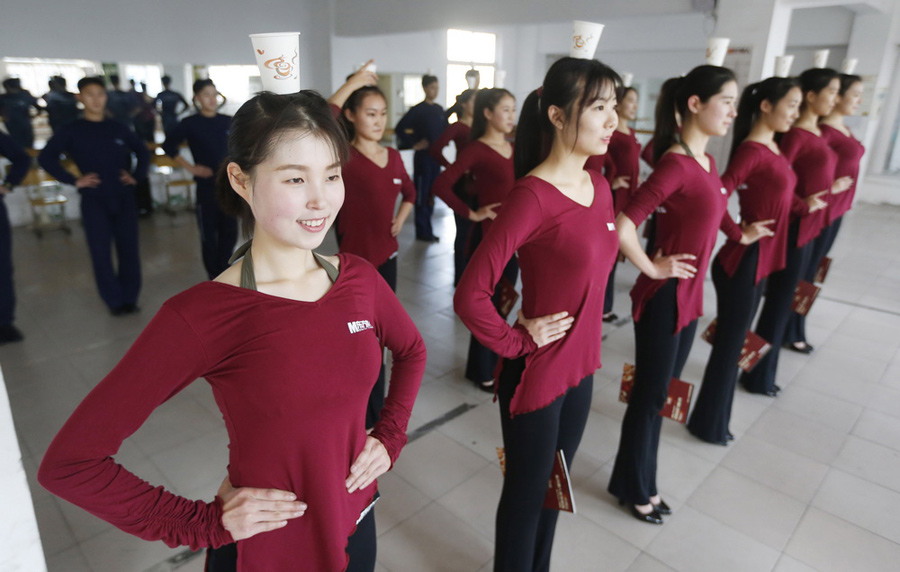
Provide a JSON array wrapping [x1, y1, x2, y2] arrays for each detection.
[[338, 147, 415, 268], [623, 152, 734, 333], [717, 142, 801, 284], [779, 127, 838, 247], [605, 128, 642, 213], [38, 256, 426, 572], [454, 170, 618, 415], [431, 140, 515, 235], [429, 121, 472, 168], [820, 124, 865, 224]]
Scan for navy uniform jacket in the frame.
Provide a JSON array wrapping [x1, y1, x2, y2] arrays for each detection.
[[395, 101, 447, 152], [162, 113, 231, 182], [43, 90, 80, 131], [38, 119, 149, 192], [106, 89, 137, 128], [0, 131, 30, 187]]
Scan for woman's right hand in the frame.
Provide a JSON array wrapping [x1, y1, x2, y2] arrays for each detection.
[[612, 175, 631, 190], [805, 190, 828, 213], [218, 476, 307, 541], [649, 250, 697, 280], [191, 164, 215, 178], [517, 310, 574, 348], [76, 173, 101, 188], [831, 176, 853, 195], [469, 202, 501, 222]]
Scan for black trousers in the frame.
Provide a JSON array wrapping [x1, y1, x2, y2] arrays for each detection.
[[740, 220, 813, 393], [784, 216, 843, 345], [79, 190, 142, 311], [452, 180, 478, 287], [608, 279, 698, 505], [196, 181, 239, 279], [603, 260, 618, 315], [0, 197, 14, 326], [687, 246, 764, 443], [465, 256, 519, 383], [366, 256, 398, 429], [205, 501, 377, 572], [413, 152, 440, 240], [495, 356, 593, 572]]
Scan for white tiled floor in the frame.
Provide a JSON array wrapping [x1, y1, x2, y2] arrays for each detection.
[[3, 200, 900, 571]]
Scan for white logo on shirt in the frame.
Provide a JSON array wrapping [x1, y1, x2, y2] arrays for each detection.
[[721, 187, 727, 195], [114, 138, 125, 146], [393, 178, 402, 185], [607, 222, 616, 231], [347, 320, 374, 334], [656, 206, 667, 214]]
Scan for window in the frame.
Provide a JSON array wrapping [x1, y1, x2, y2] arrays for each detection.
[[3, 58, 99, 96], [207, 65, 261, 116], [446, 29, 497, 108]]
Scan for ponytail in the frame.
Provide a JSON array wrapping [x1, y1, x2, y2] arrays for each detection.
[[653, 65, 736, 164], [514, 56, 621, 179], [446, 89, 476, 121]]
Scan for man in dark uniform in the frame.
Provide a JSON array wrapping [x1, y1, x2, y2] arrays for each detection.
[[395, 74, 447, 242], [0, 78, 41, 149], [38, 77, 149, 316], [42, 77, 80, 134], [155, 75, 189, 138], [105, 74, 138, 130], [0, 131, 31, 343]]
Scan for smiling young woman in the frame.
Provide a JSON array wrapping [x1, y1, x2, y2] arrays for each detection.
[[39, 90, 426, 572], [454, 57, 621, 571]]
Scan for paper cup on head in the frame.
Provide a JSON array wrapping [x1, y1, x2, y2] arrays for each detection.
[[813, 49, 830, 69], [621, 72, 634, 88], [706, 37, 730, 66], [466, 74, 478, 90], [842, 58, 858, 74], [774, 55, 795, 78], [249, 32, 301, 94], [570, 20, 604, 59]]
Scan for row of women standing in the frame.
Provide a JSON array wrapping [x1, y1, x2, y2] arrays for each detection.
[[35, 56, 866, 572]]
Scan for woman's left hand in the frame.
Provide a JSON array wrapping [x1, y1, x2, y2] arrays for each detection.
[[739, 219, 776, 245], [831, 176, 853, 194], [346, 436, 390, 493]]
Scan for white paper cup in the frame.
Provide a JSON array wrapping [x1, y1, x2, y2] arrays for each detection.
[[466, 74, 479, 90], [621, 72, 634, 88], [570, 20, 604, 60], [249, 32, 301, 94], [706, 37, 730, 66], [774, 55, 795, 78], [814, 49, 830, 69], [842, 58, 858, 74]]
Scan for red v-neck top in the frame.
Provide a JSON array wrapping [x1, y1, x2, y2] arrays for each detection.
[[623, 152, 731, 333], [430, 121, 472, 168], [39, 255, 426, 572], [431, 140, 515, 235], [338, 147, 415, 267], [454, 170, 619, 415], [717, 141, 800, 283], [605, 128, 642, 213], [779, 127, 838, 247], [820, 124, 865, 224]]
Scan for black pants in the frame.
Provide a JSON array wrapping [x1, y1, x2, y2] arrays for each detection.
[[784, 216, 843, 345], [205, 502, 377, 572], [643, 214, 657, 256], [608, 279, 698, 505], [135, 177, 154, 215], [495, 357, 593, 572], [366, 256, 398, 428], [741, 220, 813, 393], [466, 256, 519, 383], [413, 152, 440, 240], [603, 260, 618, 315], [452, 180, 478, 286], [80, 190, 142, 311], [687, 246, 765, 443], [196, 181, 239, 280], [0, 197, 14, 326]]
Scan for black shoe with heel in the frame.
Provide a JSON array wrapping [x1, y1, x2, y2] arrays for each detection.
[[618, 499, 663, 524]]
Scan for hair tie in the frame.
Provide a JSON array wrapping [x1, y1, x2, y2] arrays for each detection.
[[537, 86, 544, 97]]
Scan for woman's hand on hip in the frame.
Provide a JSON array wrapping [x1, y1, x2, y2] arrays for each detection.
[[347, 436, 390, 493], [218, 476, 306, 541], [517, 310, 574, 348]]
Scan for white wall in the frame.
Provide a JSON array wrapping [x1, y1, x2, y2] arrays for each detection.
[[0, 0, 335, 92], [0, 365, 47, 572]]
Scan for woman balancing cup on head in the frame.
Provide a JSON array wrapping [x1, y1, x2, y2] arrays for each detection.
[[326, 68, 417, 429], [38, 91, 426, 572], [607, 65, 768, 524], [433, 88, 516, 391], [455, 57, 620, 571], [779, 67, 852, 355], [687, 77, 826, 443], [431, 88, 477, 285]]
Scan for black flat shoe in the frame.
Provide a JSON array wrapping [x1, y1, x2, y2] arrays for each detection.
[[0, 324, 24, 344], [619, 499, 663, 525], [773, 384, 782, 395], [602, 312, 619, 323], [726, 432, 735, 441], [687, 426, 729, 446], [476, 379, 495, 393], [653, 499, 672, 515], [784, 341, 814, 354]]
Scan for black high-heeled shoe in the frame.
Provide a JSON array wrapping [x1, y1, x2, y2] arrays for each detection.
[[653, 499, 672, 515], [618, 499, 663, 524], [784, 341, 814, 354]]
